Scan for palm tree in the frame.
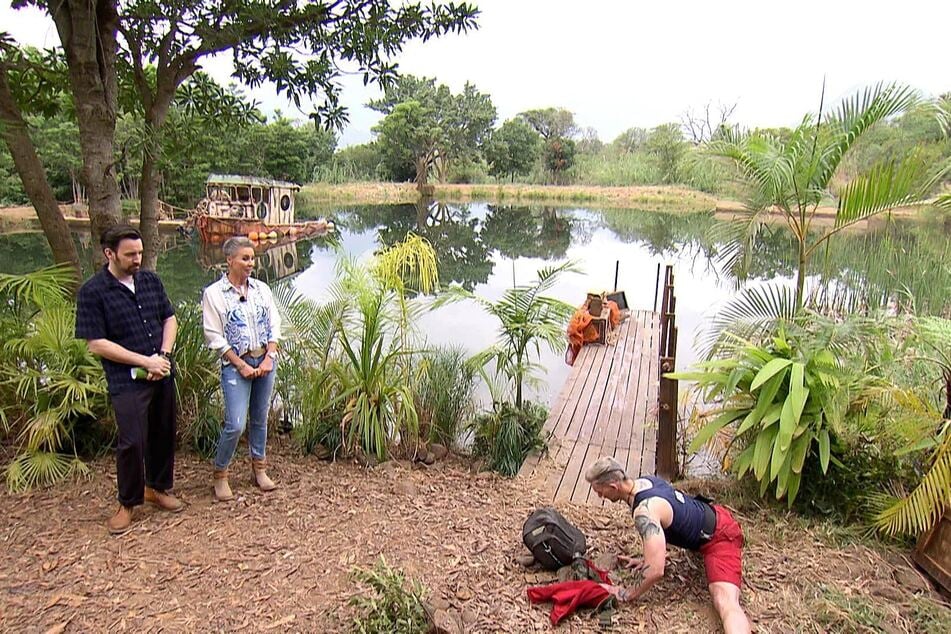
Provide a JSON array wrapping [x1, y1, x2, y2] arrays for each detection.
[[446, 261, 578, 409], [708, 82, 949, 314]]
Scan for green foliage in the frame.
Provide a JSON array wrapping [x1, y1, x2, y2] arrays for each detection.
[[119, 1, 479, 131], [869, 316, 951, 537], [414, 345, 476, 447], [350, 557, 429, 634], [485, 118, 541, 182], [171, 301, 221, 457], [518, 108, 578, 140], [543, 137, 576, 184], [335, 280, 418, 461], [327, 143, 384, 182], [0, 265, 110, 491], [675, 327, 848, 506], [645, 123, 688, 184], [443, 260, 578, 409], [373, 101, 441, 184], [369, 75, 496, 184], [707, 82, 948, 309], [471, 400, 547, 476]]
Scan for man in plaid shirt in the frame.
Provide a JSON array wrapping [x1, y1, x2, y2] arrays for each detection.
[[76, 225, 183, 534]]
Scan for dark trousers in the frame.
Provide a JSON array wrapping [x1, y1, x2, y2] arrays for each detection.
[[110, 378, 177, 507]]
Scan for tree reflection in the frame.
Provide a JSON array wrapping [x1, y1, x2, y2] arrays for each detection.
[[481, 205, 572, 260]]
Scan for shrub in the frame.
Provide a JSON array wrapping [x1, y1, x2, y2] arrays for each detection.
[[414, 345, 476, 447], [0, 266, 111, 491], [171, 301, 222, 457], [674, 327, 847, 506], [350, 557, 429, 634], [472, 401, 547, 476]]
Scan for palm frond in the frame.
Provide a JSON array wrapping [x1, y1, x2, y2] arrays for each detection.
[[830, 154, 948, 232], [0, 264, 74, 311], [701, 283, 797, 359], [5, 450, 89, 492], [872, 426, 951, 537], [815, 82, 919, 187]]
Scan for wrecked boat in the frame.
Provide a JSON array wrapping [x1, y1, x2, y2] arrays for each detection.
[[185, 174, 333, 244]]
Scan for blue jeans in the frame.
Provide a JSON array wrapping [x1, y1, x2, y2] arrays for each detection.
[[214, 355, 277, 470]]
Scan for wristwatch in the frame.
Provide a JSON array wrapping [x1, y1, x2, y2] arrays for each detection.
[[160, 350, 173, 360]]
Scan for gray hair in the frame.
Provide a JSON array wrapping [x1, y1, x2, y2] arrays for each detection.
[[585, 456, 628, 485], [222, 236, 254, 258]]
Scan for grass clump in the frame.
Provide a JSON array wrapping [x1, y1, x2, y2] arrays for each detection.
[[350, 557, 429, 634]]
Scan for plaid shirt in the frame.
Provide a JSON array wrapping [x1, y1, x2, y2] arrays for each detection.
[[75, 265, 175, 394]]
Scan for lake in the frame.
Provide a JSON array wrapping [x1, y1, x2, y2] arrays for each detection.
[[2, 202, 948, 407]]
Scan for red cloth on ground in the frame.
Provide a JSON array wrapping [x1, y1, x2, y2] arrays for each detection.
[[527, 580, 611, 625], [526, 560, 614, 625], [699, 505, 744, 587]]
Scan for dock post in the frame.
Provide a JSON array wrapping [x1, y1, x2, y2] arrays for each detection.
[[656, 265, 680, 480]]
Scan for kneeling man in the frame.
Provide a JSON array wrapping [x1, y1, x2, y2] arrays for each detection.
[[585, 456, 751, 634]]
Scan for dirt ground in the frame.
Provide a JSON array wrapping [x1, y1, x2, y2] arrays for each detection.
[[1, 440, 948, 633]]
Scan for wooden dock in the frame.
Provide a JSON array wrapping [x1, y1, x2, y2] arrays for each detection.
[[520, 264, 681, 506], [519, 309, 661, 505]]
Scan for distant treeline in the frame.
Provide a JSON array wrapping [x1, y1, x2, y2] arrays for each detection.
[[1, 72, 947, 209]]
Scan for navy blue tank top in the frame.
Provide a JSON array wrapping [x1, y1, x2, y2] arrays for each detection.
[[631, 476, 710, 551]]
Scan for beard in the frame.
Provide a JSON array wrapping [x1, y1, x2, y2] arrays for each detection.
[[117, 261, 141, 276]]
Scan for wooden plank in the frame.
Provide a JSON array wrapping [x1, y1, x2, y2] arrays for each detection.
[[550, 343, 604, 439], [615, 311, 648, 452], [582, 316, 640, 504], [624, 311, 655, 479], [642, 313, 660, 475], [561, 344, 611, 440], [555, 435, 595, 504], [528, 308, 665, 504], [519, 340, 593, 478], [547, 339, 616, 498], [589, 316, 636, 445]]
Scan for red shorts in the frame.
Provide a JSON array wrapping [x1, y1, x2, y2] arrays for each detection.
[[698, 505, 743, 587]]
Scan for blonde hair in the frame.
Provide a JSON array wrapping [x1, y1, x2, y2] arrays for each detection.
[[222, 236, 254, 258], [585, 456, 627, 485]]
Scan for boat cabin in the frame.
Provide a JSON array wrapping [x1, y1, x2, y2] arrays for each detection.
[[203, 174, 300, 225]]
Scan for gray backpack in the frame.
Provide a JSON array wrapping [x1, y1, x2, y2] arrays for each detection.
[[522, 507, 587, 570]]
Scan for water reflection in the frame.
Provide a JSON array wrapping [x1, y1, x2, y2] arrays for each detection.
[[2, 203, 948, 405]]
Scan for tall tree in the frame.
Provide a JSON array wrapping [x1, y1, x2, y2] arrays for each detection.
[[485, 118, 540, 182], [0, 39, 80, 282], [19, 0, 125, 246], [368, 74, 495, 184], [518, 107, 577, 140], [373, 100, 441, 189], [708, 83, 949, 312], [118, 0, 478, 267], [645, 123, 687, 184]]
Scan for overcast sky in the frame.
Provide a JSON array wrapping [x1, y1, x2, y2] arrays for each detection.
[[3, 0, 949, 147]]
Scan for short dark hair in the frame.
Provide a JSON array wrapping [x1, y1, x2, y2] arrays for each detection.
[[100, 225, 142, 252]]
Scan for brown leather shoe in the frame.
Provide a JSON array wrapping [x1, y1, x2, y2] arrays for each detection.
[[144, 486, 185, 513], [107, 506, 134, 535], [213, 468, 234, 502], [251, 458, 277, 492]]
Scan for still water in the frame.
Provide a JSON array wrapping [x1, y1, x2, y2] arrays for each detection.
[[2, 202, 948, 407]]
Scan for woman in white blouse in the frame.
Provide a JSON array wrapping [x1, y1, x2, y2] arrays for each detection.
[[202, 237, 281, 501]]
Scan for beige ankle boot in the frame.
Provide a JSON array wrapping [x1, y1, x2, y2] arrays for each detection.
[[251, 458, 277, 492], [213, 468, 234, 501]]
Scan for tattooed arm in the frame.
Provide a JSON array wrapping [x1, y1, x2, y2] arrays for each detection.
[[613, 498, 667, 603]]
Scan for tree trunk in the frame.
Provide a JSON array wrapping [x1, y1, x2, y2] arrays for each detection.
[[796, 241, 807, 311], [138, 150, 161, 270], [48, 0, 122, 253], [0, 68, 81, 285]]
